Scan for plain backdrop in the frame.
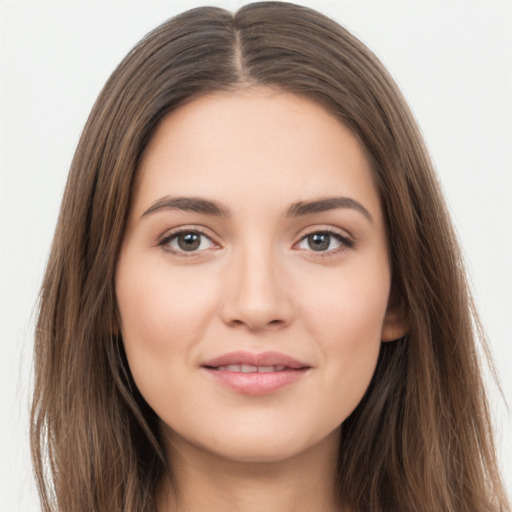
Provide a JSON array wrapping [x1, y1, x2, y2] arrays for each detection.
[[1, 1, 511, 510]]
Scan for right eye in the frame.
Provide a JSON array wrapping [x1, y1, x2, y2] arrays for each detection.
[[159, 230, 216, 255]]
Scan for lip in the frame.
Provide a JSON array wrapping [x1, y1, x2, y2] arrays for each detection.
[[202, 350, 309, 369], [201, 351, 311, 395]]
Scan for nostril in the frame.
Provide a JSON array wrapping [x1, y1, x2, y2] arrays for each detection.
[[226, 317, 287, 331]]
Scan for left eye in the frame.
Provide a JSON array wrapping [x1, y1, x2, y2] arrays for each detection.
[[297, 231, 349, 252], [162, 231, 214, 253]]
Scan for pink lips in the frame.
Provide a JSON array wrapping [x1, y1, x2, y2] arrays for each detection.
[[201, 351, 310, 395]]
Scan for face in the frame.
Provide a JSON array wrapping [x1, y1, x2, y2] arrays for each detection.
[[115, 88, 406, 464]]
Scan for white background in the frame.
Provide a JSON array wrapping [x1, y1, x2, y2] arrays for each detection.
[[1, 1, 510, 510]]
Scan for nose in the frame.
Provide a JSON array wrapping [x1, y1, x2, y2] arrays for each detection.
[[219, 245, 294, 332]]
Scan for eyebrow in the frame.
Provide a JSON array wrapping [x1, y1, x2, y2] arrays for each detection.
[[286, 197, 373, 223], [141, 196, 230, 218], [141, 195, 373, 223]]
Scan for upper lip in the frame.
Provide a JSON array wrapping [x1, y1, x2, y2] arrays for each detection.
[[201, 351, 310, 369]]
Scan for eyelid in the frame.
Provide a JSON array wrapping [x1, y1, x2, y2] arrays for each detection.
[[294, 226, 355, 255], [157, 225, 220, 256]]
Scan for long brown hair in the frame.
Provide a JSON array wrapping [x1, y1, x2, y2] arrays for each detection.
[[31, 2, 510, 511]]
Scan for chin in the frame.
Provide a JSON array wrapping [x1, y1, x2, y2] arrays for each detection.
[[164, 420, 341, 467], [210, 439, 305, 464]]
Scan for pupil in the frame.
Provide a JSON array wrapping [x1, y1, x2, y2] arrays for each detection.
[[178, 233, 201, 251], [308, 233, 330, 251]]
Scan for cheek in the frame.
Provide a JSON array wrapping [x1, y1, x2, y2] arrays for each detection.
[[117, 259, 215, 343], [301, 257, 390, 343], [114, 256, 219, 396], [299, 260, 390, 411]]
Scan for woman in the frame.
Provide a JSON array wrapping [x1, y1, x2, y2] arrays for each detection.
[[30, 2, 510, 511]]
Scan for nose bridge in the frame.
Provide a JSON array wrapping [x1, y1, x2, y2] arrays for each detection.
[[220, 236, 292, 330]]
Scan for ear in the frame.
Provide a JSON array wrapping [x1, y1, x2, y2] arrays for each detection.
[[381, 294, 410, 343]]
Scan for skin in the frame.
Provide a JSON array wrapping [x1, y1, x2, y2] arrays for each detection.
[[115, 87, 407, 512]]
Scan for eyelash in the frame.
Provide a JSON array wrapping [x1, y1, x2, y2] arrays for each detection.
[[158, 226, 217, 257], [295, 229, 354, 257], [157, 227, 354, 258]]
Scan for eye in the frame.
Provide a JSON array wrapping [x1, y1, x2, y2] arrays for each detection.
[[159, 229, 216, 254], [296, 230, 353, 253]]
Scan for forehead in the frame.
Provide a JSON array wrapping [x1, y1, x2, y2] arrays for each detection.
[[132, 87, 382, 222]]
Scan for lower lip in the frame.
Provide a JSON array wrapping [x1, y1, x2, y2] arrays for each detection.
[[202, 368, 309, 395]]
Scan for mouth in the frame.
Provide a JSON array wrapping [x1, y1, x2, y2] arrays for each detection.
[[201, 351, 311, 395], [209, 364, 290, 373]]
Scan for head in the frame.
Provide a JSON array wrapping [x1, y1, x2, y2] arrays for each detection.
[[31, 2, 507, 511]]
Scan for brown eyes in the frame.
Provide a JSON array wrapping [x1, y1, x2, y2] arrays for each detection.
[[159, 228, 353, 256], [172, 232, 213, 252]]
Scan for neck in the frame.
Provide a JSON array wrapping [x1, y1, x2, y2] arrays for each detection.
[[156, 429, 342, 512]]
